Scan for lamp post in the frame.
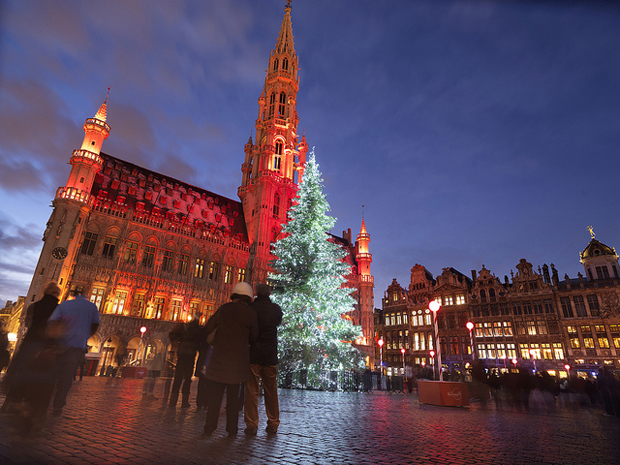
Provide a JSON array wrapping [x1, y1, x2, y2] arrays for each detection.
[[529, 348, 537, 373], [564, 363, 571, 380], [466, 321, 475, 360], [429, 350, 436, 380], [429, 300, 442, 381], [137, 326, 147, 366], [400, 347, 406, 373], [377, 338, 384, 374]]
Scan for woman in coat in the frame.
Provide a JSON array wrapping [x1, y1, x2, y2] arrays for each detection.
[[203, 282, 258, 436]]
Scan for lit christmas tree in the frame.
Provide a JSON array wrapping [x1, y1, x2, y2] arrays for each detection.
[[269, 150, 363, 386]]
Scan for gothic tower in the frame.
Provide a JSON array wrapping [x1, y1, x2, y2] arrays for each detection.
[[238, 3, 308, 283], [356, 218, 374, 345], [24, 97, 110, 305]]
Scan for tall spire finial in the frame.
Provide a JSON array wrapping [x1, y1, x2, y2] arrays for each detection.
[[105, 86, 111, 103], [286, 0, 292, 9], [588, 225, 596, 239]]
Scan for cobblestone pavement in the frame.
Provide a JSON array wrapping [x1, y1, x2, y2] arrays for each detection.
[[0, 377, 619, 465]]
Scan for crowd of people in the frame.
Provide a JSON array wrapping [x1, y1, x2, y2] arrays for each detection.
[[0, 281, 284, 438]]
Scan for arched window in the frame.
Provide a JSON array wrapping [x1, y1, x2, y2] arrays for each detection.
[[282, 57, 289, 70], [268, 93, 276, 118], [273, 193, 280, 218], [278, 92, 286, 117], [273, 58, 279, 71], [480, 289, 487, 302], [274, 142, 282, 171]]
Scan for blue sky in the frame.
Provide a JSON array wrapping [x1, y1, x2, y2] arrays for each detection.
[[1, 0, 620, 305]]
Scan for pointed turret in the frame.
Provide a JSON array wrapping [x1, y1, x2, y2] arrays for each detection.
[[356, 215, 374, 346], [57, 92, 110, 204], [238, 4, 306, 282]]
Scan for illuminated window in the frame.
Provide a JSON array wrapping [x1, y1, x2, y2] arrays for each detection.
[[179, 254, 189, 275], [526, 321, 537, 336], [80, 232, 98, 256], [595, 325, 610, 348], [225, 265, 234, 284], [142, 246, 155, 268], [209, 262, 218, 281], [124, 241, 138, 263], [570, 338, 580, 349], [411, 312, 418, 326], [90, 287, 105, 310], [162, 250, 174, 272], [154, 297, 165, 319], [493, 321, 502, 337], [497, 343, 506, 359], [478, 344, 487, 359], [102, 236, 117, 259], [567, 325, 577, 334], [397, 313, 402, 325], [503, 321, 513, 336], [484, 323, 492, 337], [238, 267, 246, 283], [424, 313, 431, 326], [537, 321, 548, 335], [541, 343, 553, 359], [195, 258, 205, 278], [507, 343, 517, 358], [403, 312, 408, 324], [436, 297, 442, 306], [553, 343, 564, 360], [583, 337, 595, 349], [474, 323, 483, 338], [456, 295, 465, 305], [445, 296, 454, 306], [171, 300, 182, 322], [132, 294, 145, 318], [190, 301, 200, 321], [111, 291, 127, 315]]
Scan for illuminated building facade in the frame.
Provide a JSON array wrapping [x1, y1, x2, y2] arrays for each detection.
[[21, 4, 374, 372], [378, 233, 620, 378]]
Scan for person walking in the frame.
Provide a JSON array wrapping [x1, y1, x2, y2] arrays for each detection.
[[1, 282, 61, 418], [168, 320, 199, 408], [202, 282, 258, 437], [47, 289, 99, 416], [244, 283, 282, 435]]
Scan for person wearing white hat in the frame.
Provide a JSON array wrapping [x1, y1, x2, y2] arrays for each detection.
[[202, 282, 258, 436]]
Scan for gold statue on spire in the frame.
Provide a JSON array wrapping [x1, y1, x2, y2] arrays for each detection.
[[587, 225, 596, 239]]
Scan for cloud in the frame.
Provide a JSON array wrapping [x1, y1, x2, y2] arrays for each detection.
[[0, 221, 41, 251]]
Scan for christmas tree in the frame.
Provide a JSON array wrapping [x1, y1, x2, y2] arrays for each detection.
[[269, 150, 363, 387]]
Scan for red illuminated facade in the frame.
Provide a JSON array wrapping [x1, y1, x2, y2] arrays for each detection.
[[22, 4, 374, 371]]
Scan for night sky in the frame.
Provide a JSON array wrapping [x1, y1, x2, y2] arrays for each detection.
[[1, 1, 620, 306]]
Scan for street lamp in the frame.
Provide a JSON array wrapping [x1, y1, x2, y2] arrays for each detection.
[[377, 338, 384, 373], [564, 363, 571, 379], [400, 347, 406, 373], [429, 300, 442, 381], [529, 348, 537, 373], [429, 350, 436, 380], [466, 321, 475, 359], [137, 326, 147, 366]]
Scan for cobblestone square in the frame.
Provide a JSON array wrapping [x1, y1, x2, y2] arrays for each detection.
[[1, 378, 619, 465]]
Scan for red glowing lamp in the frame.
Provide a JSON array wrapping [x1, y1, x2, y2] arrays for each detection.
[[511, 358, 518, 366], [564, 364, 570, 371], [377, 338, 384, 348], [429, 300, 440, 312], [429, 350, 435, 358], [140, 326, 147, 335], [466, 321, 474, 331], [400, 348, 405, 354]]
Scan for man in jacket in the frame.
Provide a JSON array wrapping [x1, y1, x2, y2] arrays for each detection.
[[48, 289, 100, 416], [244, 283, 283, 435], [168, 319, 199, 408], [202, 282, 258, 436]]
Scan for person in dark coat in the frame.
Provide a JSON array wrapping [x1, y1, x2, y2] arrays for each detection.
[[1, 282, 61, 417], [202, 282, 258, 437], [168, 320, 200, 408], [244, 283, 282, 435]]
